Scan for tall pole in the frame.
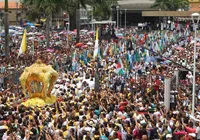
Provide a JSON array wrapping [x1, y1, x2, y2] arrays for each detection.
[[4, 0, 9, 57], [16, 2, 18, 26], [191, 13, 200, 116], [92, 7, 94, 31], [67, 23, 70, 48], [120, 10, 121, 27], [116, 6, 119, 30], [192, 22, 197, 116], [76, 0, 80, 43], [125, 9, 127, 30]]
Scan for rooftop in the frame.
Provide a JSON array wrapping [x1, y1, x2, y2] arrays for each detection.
[[0, 1, 21, 9], [118, 0, 158, 10]]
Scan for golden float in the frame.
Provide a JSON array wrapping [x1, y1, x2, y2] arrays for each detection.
[[19, 59, 58, 107]]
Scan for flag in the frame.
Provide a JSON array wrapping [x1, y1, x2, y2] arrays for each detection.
[[18, 29, 27, 57], [115, 58, 125, 75], [121, 42, 125, 53], [103, 43, 109, 56], [113, 43, 117, 55], [83, 50, 88, 65], [93, 28, 99, 59], [118, 58, 124, 69], [146, 49, 150, 57], [72, 50, 77, 71], [159, 39, 162, 51], [135, 50, 140, 62], [98, 47, 102, 61]]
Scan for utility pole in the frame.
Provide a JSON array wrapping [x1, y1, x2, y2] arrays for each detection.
[[5, 0, 9, 57]]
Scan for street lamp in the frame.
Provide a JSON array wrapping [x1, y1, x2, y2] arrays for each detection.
[[191, 12, 200, 116], [120, 10, 122, 27], [116, 6, 119, 30], [125, 9, 127, 30], [88, 7, 94, 31]]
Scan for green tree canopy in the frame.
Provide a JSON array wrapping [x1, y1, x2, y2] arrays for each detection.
[[151, 0, 189, 11], [87, 0, 117, 20]]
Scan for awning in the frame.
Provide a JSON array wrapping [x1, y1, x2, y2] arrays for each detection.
[[142, 11, 200, 17]]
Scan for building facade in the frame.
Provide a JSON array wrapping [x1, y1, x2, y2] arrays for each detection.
[[188, 0, 200, 11], [112, 0, 159, 26], [0, 1, 23, 25]]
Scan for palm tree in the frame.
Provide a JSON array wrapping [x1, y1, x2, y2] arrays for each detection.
[[173, 0, 189, 11], [151, 0, 189, 11], [151, 0, 171, 10], [67, 0, 117, 43], [22, 0, 71, 48], [75, 0, 87, 43], [4, 0, 9, 56], [88, 0, 117, 20]]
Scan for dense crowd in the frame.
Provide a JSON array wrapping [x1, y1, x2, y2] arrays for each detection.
[[0, 25, 200, 140]]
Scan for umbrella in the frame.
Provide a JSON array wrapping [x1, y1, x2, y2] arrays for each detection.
[[59, 30, 67, 35], [24, 22, 35, 26], [190, 40, 195, 44], [82, 45, 88, 48], [176, 46, 185, 51], [35, 24, 41, 27], [161, 60, 171, 64], [76, 43, 84, 47], [116, 33, 123, 37], [145, 57, 157, 62], [87, 31, 94, 35], [47, 49, 54, 52], [15, 32, 23, 35], [86, 42, 93, 45], [35, 32, 42, 35], [28, 37, 34, 40], [40, 36, 45, 38], [27, 32, 35, 35]]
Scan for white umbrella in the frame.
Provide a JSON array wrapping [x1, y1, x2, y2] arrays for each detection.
[[86, 42, 93, 45], [15, 32, 23, 35], [28, 37, 34, 40], [190, 40, 195, 44], [27, 32, 34, 35]]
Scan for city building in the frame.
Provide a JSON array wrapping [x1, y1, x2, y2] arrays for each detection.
[[188, 0, 200, 11], [0, 0, 23, 25], [113, 0, 159, 26]]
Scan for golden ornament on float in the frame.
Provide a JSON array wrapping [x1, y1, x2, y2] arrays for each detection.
[[20, 59, 58, 107]]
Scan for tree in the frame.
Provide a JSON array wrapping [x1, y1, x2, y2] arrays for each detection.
[[66, 0, 92, 43], [66, 0, 117, 43], [4, 0, 9, 56], [151, 0, 189, 11], [87, 0, 117, 21], [22, 0, 71, 48]]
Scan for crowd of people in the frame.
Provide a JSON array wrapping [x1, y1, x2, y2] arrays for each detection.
[[0, 25, 200, 140]]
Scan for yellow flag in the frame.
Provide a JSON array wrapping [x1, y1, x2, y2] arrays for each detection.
[[40, 18, 46, 22], [18, 29, 27, 57], [96, 27, 98, 40], [93, 28, 99, 59]]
